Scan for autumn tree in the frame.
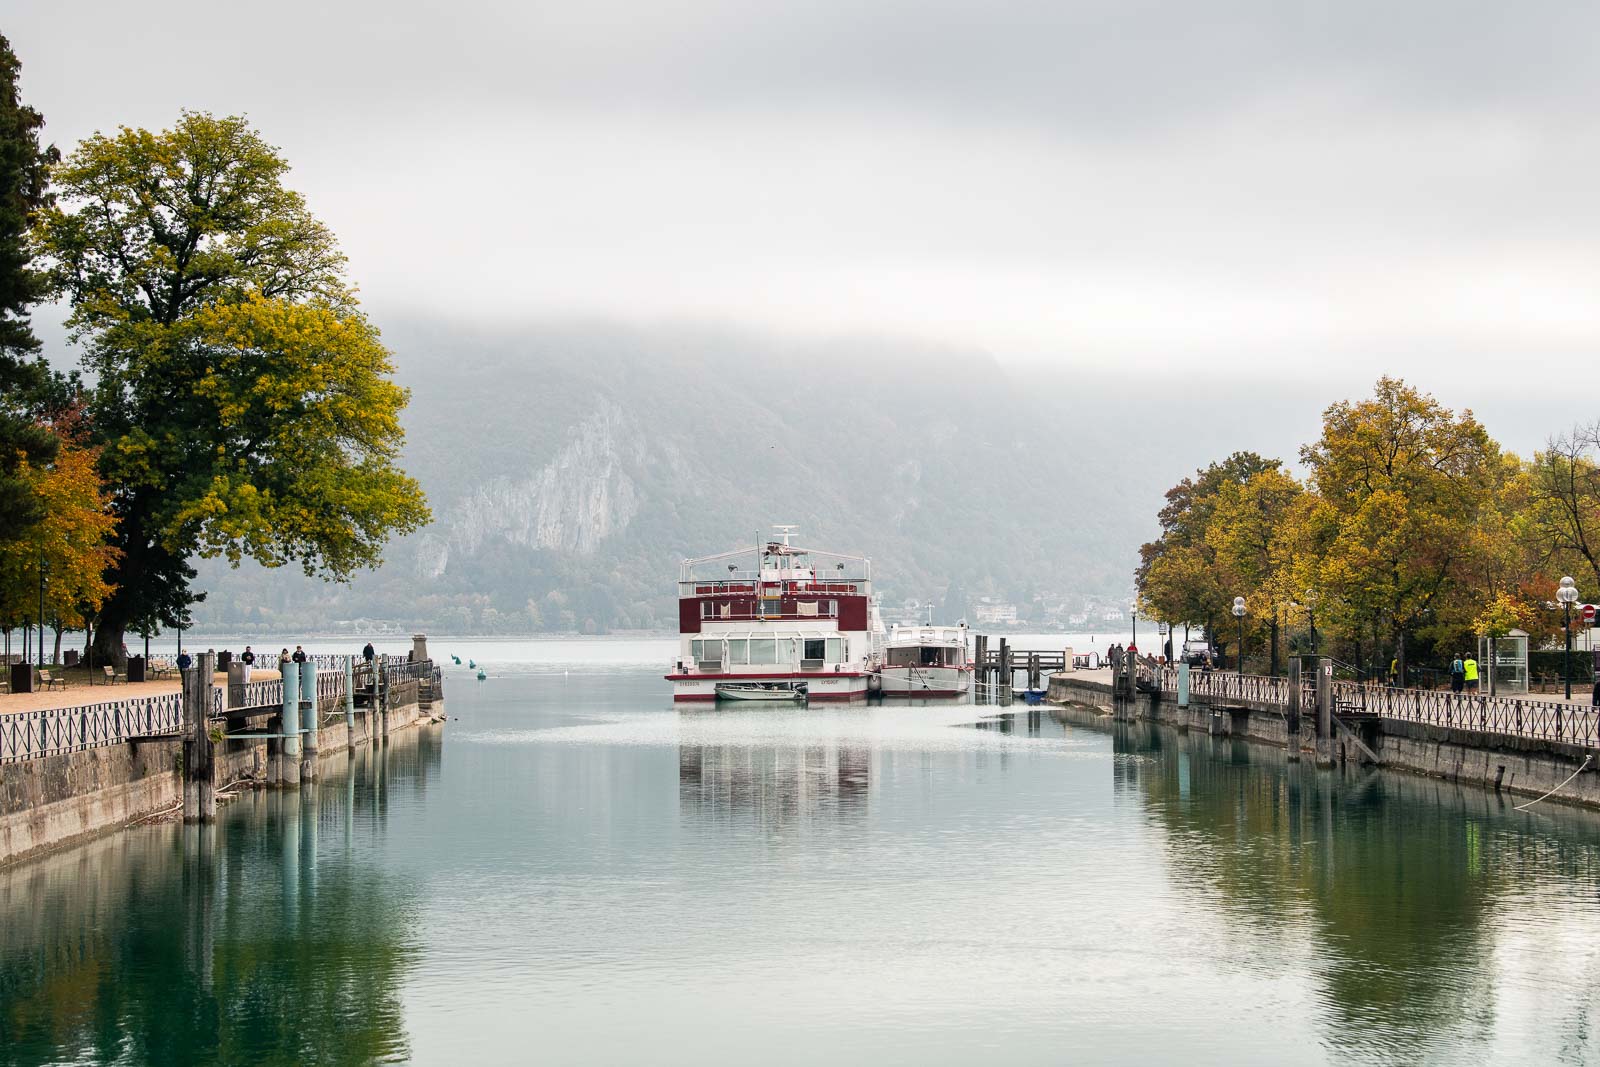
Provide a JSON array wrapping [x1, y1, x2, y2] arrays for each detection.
[[1299, 378, 1498, 680], [37, 112, 430, 664], [1205, 467, 1303, 673], [1137, 451, 1280, 657], [0, 33, 60, 542], [0, 430, 117, 658]]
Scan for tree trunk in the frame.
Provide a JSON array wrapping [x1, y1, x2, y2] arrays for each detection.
[[92, 594, 134, 670], [1270, 615, 1280, 677], [51, 625, 62, 667]]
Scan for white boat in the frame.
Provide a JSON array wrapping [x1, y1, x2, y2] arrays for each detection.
[[878, 624, 972, 698], [715, 683, 807, 703], [666, 527, 881, 704]]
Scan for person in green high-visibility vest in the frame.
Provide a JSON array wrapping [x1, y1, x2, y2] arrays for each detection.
[[1463, 654, 1479, 693]]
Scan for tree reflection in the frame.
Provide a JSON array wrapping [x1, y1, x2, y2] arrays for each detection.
[[1108, 716, 1600, 1061], [0, 727, 441, 1066]]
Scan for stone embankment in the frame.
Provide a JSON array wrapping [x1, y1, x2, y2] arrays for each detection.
[[1, 640, 445, 867], [1049, 671, 1600, 810]]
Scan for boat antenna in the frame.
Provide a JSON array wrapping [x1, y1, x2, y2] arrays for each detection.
[[773, 524, 798, 547]]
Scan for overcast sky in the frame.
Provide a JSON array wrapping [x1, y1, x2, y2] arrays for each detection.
[[8, 1, 1599, 441]]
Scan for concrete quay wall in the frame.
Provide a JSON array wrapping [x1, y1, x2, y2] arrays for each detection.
[[0, 685, 441, 868], [1047, 673, 1600, 811]]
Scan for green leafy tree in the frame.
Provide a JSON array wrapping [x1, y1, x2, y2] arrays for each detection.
[[0, 33, 60, 542], [38, 112, 429, 663]]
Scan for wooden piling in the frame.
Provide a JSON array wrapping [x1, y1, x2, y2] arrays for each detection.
[[1286, 659, 1302, 761], [182, 651, 217, 822]]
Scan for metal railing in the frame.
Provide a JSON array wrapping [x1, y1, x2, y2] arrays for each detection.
[[1149, 667, 1599, 748], [0, 664, 361, 763], [0, 691, 184, 763]]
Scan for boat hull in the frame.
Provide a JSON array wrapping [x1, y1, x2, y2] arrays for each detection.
[[668, 672, 871, 703], [877, 666, 971, 697]]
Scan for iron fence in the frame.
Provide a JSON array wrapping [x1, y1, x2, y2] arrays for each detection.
[[0, 691, 183, 763], [1150, 668, 1600, 747]]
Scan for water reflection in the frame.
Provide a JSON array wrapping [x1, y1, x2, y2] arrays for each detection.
[[678, 735, 871, 829], [0, 726, 443, 1067], [1099, 712, 1600, 1063]]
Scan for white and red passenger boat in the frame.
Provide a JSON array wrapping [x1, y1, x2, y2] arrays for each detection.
[[878, 624, 972, 698], [666, 528, 881, 703]]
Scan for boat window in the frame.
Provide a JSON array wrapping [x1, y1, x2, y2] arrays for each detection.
[[693, 639, 721, 662], [749, 637, 777, 664], [760, 598, 781, 617], [803, 638, 826, 660], [826, 600, 838, 617], [727, 639, 748, 665], [700, 600, 716, 619], [827, 637, 842, 661]]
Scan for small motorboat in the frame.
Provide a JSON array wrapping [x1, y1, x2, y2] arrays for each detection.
[[714, 683, 807, 703]]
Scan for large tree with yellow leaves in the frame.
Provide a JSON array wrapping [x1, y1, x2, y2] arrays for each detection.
[[38, 112, 429, 663]]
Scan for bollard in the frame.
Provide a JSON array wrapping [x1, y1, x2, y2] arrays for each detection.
[[299, 659, 318, 780], [281, 659, 301, 787]]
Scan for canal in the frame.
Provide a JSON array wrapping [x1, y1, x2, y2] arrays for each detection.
[[3, 639, 1599, 1065]]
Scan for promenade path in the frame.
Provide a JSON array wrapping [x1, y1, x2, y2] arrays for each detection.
[[0, 669, 284, 715]]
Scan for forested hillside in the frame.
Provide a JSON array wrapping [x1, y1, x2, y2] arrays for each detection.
[[189, 321, 1148, 633]]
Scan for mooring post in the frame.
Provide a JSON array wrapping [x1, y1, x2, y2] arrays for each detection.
[[379, 656, 391, 738], [1178, 661, 1190, 707], [281, 658, 301, 787], [999, 640, 1013, 706], [1315, 655, 1333, 767], [299, 659, 318, 781], [182, 651, 217, 822], [1286, 658, 1302, 761], [343, 655, 356, 745]]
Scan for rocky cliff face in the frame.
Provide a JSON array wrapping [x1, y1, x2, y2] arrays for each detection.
[[416, 400, 645, 578]]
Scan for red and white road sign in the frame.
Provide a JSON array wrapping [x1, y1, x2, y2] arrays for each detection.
[[1584, 603, 1596, 622]]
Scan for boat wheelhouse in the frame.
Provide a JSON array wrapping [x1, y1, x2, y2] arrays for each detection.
[[666, 529, 880, 703], [879, 624, 972, 697]]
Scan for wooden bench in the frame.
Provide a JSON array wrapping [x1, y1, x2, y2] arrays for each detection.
[[102, 665, 124, 684], [38, 669, 66, 691], [148, 660, 173, 679]]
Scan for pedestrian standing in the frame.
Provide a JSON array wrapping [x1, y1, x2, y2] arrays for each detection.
[[175, 649, 192, 672], [292, 645, 307, 664], [241, 645, 256, 684], [1463, 654, 1479, 693], [362, 641, 376, 665], [1450, 653, 1464, 694]]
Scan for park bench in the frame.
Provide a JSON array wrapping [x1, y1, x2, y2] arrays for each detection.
[[102, 665, 123, 684], [38, 669, 66, 691], [148, 659, 173, 678]]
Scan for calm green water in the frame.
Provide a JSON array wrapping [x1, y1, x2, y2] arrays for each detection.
[[4, 641, 1600, 1066]]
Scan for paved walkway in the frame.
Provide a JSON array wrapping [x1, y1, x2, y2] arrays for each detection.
[[0, 669, 284, 714]]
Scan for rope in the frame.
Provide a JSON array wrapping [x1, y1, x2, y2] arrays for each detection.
[[1513, 754, 1593, 811]]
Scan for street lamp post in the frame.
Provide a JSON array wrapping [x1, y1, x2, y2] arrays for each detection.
[[37, 559, 47, 671], [1232, 596, 1247, 678], [1130, 600, 1138, 652], [1558, 576, 1580, 701]]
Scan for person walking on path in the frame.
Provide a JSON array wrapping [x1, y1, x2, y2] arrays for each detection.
[[1450, 654, 1465, 694], [175, 650, 192, 673], [1463, 654, 1479, 693], [241, 645, 255, 684], [292, 645, 307, 665], [1388, 657, 1399, 688], [362, 641, 376, 665]]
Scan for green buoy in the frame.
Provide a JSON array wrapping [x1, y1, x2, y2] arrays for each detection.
[[476, 669, 486, 681]]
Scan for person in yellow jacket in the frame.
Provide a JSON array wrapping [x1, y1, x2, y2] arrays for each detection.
[[1463, 655, 1479, 693]]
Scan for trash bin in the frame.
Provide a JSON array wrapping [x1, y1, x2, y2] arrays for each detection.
[[10, 663, 34, 693], [127, 655, 146, 683]]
